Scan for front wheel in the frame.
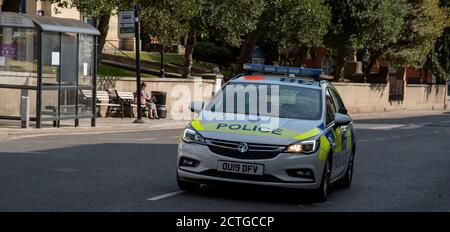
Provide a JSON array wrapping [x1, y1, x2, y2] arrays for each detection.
[[177, 173, 200, 191], [314, 158, 331, 202]]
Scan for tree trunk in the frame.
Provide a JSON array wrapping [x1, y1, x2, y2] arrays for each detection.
[[235, 28, 264, 72], [97, 12, 111, 65], [294, 46, 308, 67], [364, 52, 379, 80], [141, 32, 150, 52], [182, 28, 197, 78], [334, 53, 347, 82]]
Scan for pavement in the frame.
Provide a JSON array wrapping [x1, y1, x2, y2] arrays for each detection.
[[0, 109, 449, 212], [0, 117, 190, 141]]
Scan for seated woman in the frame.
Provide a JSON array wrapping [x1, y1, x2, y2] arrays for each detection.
[[138, 82, 159, 119]]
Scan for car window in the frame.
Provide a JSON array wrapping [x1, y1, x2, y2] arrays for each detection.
[[206, 83, 322, 120], [329, 88, 346, 114], [325, 89, 336, 125]]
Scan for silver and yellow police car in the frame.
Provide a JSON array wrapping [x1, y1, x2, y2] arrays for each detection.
[[177, 64, 356, 202]]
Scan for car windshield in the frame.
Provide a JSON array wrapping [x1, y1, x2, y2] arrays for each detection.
[[205, 82, 322, 120]]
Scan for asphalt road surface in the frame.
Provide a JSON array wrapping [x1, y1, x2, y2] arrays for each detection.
[[0, 114, 449, 212]]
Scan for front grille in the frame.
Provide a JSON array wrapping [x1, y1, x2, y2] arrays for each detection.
[[200, 170, 283, 182], [194, 170, 314, 183], [205, 139, 285, 160]]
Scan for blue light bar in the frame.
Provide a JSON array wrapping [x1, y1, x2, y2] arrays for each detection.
[[243, 63, 323, 77]]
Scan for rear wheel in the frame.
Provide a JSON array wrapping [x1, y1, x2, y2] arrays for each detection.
[[314, 158, 331, 202], [177, 173, 201, 191], [337, 145, 355, 189]]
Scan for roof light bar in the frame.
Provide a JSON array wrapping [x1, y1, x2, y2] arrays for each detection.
[[243, 63, 323, 78]]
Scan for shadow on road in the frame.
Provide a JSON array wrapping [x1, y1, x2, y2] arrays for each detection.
[[184, 183, 344, 206], [0, 141, 346, 210]]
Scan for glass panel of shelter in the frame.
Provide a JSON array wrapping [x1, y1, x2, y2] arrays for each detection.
[[59, 33, 77, 118], [77, 34, 94, 117], [0, 26, 36, 84], [40, 32, 94, 122]]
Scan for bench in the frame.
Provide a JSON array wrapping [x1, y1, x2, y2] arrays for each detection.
[[80, 90, 121, 117], [43, 104, 85, 127], [115, 90, 148, 118]]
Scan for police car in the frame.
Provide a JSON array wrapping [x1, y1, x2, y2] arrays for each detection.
[[177, 64, 356, 202]]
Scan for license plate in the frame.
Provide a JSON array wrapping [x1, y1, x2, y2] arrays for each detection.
[[217, 161, 264, 176]]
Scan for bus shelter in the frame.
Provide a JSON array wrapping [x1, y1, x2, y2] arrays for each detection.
[[0, 12, 99, 128]]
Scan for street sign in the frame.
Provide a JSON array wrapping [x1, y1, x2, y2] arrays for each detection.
[[119, 10, 135, 38]]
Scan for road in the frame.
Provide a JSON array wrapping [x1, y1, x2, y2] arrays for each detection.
[[0, 114, 449, 212]]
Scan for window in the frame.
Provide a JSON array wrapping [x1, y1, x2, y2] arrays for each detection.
[[207, 83, 322, 120], [0, 27, 36, 84], [329, 88, 346, 114], [325, 89, 336, 125]]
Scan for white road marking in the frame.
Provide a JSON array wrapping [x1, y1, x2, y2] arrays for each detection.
[[97, 137, 156, 141], [147, 190, 185, 201], [137, 138, 157, 141], [370, 125, 404, 130]]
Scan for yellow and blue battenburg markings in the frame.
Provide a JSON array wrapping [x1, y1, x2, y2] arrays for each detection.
[[190, 119, 324, 140]]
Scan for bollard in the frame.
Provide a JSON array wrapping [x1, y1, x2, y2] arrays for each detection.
[[20, 95, 30, 128]]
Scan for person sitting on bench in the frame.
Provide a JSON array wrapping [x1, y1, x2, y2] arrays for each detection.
[[138, 82, 159, 119]]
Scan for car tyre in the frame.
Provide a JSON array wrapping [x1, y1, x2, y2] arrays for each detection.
[[314, 157, 331, 203], [177, 173, 200, 191], [337, 145, 355, 189]]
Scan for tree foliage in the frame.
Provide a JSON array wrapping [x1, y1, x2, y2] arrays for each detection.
[[325, 0, 407, 80], [424, 0, 450, 81], [179, 0, 266, 77], [236, 0, 331, 71], [275, 0, 331, 55], [140, 0, 191, 46], [386, 0, 448, 68], [49, 0, 127, 16]]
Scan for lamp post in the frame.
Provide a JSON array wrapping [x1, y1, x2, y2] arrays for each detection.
[[133, 4, 145, 123], [363, 50, 370, 83], [160, 44, 165, 78]]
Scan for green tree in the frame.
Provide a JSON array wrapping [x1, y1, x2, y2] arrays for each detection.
[[386, 0, 447, 70], [235, 0, 331, 72], [325, 0, 407, 81], [49, 0, 133, 62], [179, 0, 265, 78], [140, 0, 189, 47], [275, 0, 331, 66], [425, 0, 450, 81]]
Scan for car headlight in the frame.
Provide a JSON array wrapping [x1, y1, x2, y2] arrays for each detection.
[[285, 139, 319, 154], [182, 126, 205, 144]]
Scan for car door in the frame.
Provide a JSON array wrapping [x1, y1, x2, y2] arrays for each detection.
[[329, 88, 352, 176], [325, 89, 343, 179]]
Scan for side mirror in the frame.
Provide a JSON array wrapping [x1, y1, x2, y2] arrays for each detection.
[[334, 113, 352, 126], [338, 108, 348, 115], [189, 101, 204, 113]]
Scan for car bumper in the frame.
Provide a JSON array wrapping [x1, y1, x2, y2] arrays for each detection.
[[177, 142, 327, 190]]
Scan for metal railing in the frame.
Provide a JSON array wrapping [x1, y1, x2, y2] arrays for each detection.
[[104, 40, 133, 59]]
